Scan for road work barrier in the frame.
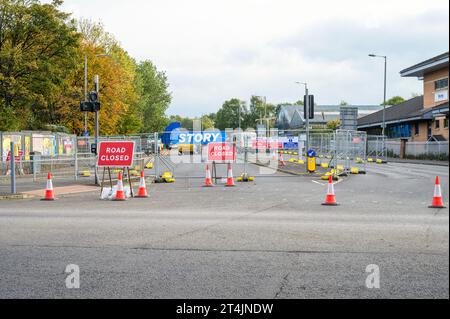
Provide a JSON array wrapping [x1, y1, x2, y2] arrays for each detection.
[[225, 163, 236, 187], [135, 171, 149, 198], [41, 172, 55, 201], [204, 165, 213, 187], [322, 175, 339, 206], [430, 176, 446, 209], [112, 172, 127, 201]]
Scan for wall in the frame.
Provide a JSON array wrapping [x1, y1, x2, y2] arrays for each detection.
[[423, 68, 449, 108], [431, 117, 450, 140], [411, 122, 430, 142]]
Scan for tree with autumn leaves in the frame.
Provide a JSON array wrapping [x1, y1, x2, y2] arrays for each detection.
[[0, 0, 171, 135]]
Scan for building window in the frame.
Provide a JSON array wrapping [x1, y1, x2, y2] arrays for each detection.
[[435, 120, 440, 129], [445, 118, 449, 129], [435, 78, 449, 90], [414, 122, 419, 135]]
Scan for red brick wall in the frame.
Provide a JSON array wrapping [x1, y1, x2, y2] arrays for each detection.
[[423, 68, 449, 108]]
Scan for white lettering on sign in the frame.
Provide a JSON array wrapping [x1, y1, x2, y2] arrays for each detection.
[[105, 147, 127, 154], [179, 133, 221, 144], [100, 155, 130, 162]]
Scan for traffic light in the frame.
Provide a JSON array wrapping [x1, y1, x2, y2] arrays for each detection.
[[89, 91, 99, 103], [304, 95, 315, 120], [80, 101, 100, 112], [80, 90, 101, 112]]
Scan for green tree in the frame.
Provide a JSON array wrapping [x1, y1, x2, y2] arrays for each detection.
[[384, 96, 405, 106], [340, 101, 349, 106], [0, 0, 80, 131], [215, 98, 246, 130], [327, 119, 341, 130], [201, 114, 214, 130], [243, 96, 275, 129], [136, 61, 172, 133]]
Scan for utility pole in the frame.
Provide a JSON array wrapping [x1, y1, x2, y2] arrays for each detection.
[[369, 54, 388, 161], [383, 57, 387, 137], [238, 104, 241, 129], [305, 85, 310, 154], [84, 54, 88, 135], [94, 75, 100, 185]]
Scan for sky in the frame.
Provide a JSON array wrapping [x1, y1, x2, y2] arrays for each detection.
[[57, 0, 449, 116]]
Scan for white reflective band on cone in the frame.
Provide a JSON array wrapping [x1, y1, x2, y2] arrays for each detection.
[[435, 185, 442, 197]]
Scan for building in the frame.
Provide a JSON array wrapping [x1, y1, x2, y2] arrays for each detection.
[[276, 104, 382, 130], [358, 52, 449, 141]]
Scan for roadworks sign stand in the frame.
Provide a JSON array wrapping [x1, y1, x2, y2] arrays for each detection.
[[211, 161, 229, 185], [99, 167, 134, 199]]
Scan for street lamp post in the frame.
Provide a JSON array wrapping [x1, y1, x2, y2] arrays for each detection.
[[83, 53, 111, 136], [84, 54, 88, 135], [83, 53, 111, 184], [369, 54, 387, 137], [369, 54, 388, 160]]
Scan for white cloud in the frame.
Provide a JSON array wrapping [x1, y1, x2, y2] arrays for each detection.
[[58, 0, 449, 116]]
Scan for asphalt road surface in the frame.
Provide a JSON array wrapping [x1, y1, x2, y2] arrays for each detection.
[[0, 162, 448, 299]]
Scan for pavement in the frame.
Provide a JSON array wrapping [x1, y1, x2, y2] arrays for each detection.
[[0, 161, 448, 299], [387, 158, 449, 167]]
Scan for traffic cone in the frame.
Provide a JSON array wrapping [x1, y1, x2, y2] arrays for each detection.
[[322, 175, 339, 206], [225, 163, 235, 187], [113, 171, 127, 201], [429, 176, 446, 208], [278, 152, 286, 167], [41, 172, 55, 201], [136, 170, 149, 198], [271, 150, 278, 161], [204, 164, 214, 187]]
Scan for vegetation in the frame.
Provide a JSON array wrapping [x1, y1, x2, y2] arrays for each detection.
[[327, 119, 341, 130], [383, 96, 405, 106], [0, 0, 171, 135]]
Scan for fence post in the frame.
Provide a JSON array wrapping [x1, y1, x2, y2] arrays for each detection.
[[154, 132, 160, 178], [74, 149, 78, 181], [10, 142, 16, 194]]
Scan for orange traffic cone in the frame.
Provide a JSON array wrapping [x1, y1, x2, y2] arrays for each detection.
[[41, 172, 55, 201], [136, 171, 149, 198], [204, 164, 214, 187], [271, 150, 278, 161], [113, 171, 127, 201], [279, 152, 286, 167], [322, 175, 339, 206], [429, 176, 446, 208], [225, 163, 235, 187]]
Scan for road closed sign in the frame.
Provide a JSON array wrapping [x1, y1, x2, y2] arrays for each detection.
[[208, 143, 236, 162], [97, 141, 135, 167]]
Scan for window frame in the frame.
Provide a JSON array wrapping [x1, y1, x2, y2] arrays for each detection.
[[435, 119, 440, 129], [435, 78, 449, 91]]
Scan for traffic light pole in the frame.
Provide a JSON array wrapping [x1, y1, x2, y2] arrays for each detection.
[[305, 85, 310, 155], [84, 54, 88, 135], [94, 75, 100, 186]]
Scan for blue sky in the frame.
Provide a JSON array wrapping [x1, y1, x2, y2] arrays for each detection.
[[57, 0, 449, 116]]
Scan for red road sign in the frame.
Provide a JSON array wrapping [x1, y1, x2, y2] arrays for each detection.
[[6, 150, 24, 162], [97, 141, 135, 167], [251, 139, 281, 150], [207, 142, 236, 162]]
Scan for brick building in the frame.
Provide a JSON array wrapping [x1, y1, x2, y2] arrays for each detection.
[[358, 52, 449, 141]]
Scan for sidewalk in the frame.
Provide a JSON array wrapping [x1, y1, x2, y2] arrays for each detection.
[[387, 158, 449, 167]]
